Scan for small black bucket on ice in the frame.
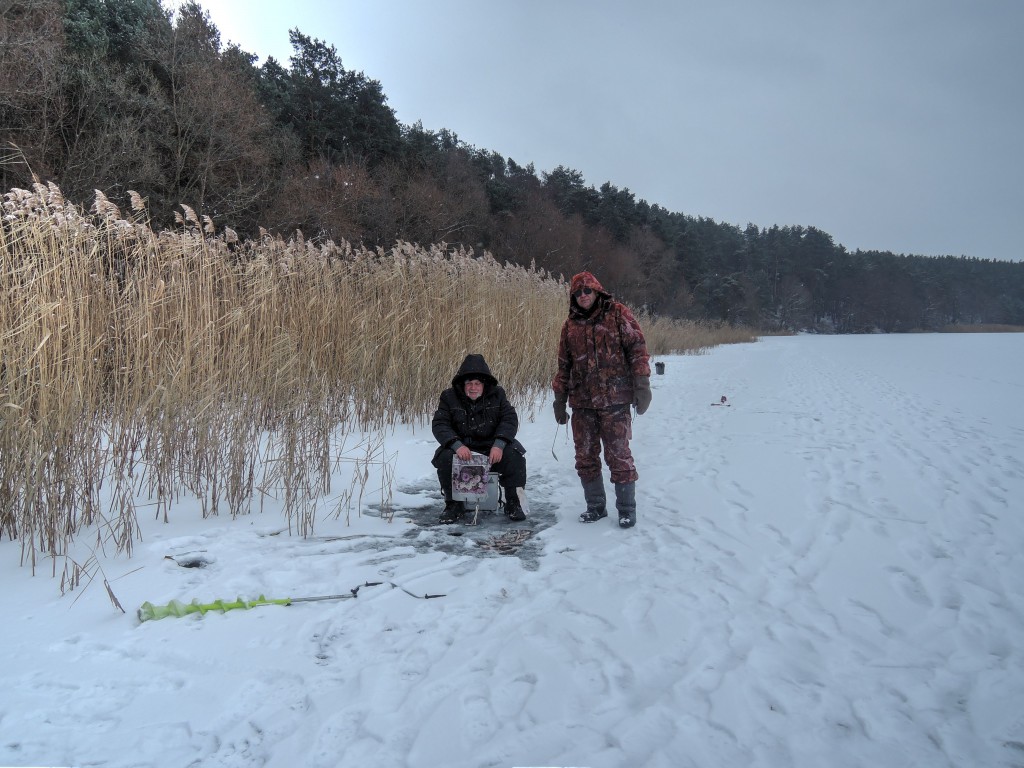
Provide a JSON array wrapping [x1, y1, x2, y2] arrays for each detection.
[[655, 362, 665, 375]]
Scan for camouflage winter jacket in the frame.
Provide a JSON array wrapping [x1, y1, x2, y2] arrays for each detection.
[[552, 272, 651, 410]]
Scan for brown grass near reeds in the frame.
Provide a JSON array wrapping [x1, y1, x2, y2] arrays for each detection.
[[640, 314, 761, 355], [1, 181, 755, 575]]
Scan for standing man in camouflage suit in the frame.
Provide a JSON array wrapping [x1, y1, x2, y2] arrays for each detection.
[[552, 271, 651, 528]]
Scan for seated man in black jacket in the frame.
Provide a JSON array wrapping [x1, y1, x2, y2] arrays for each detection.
[[431, 354, 527, 524]]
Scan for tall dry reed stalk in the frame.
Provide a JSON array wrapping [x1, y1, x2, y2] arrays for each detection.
[[0, 182, 755, 576]]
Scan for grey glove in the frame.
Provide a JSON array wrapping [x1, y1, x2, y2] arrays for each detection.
[[553, 398, 568, 425], [633, 376, 652, 415]]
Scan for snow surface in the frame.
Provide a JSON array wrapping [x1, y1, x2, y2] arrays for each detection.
[[2, 333, 1023, 768]]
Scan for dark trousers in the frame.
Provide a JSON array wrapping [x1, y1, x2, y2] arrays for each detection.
[[434, 447, 527, 500]]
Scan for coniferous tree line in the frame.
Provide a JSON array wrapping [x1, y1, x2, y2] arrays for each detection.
[[2, 0, 1021, 332]]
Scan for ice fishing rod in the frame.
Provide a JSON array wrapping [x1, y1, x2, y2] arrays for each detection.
[[137, 580, 446, 622], [552, 420, 570, 461]]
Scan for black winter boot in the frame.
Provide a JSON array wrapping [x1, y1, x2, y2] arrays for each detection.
[[438, 500, 465, 524], [615, 482, 636, 528], [578, 477, 608, 523], [503, 487, 526, 521]]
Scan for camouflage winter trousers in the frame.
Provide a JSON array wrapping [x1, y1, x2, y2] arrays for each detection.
[[571, 405, 638, 484]]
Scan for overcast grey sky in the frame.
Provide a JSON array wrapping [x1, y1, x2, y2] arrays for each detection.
[[188, 0, 1023, 261]]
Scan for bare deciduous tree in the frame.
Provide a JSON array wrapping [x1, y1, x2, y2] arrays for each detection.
[[0, 0, 64, 186]]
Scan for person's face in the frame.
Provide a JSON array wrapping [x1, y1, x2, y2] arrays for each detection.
[[574, 285, 596, 310], [463, 378, 484, 400]]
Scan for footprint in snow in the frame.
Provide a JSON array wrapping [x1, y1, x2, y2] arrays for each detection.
[[886, 566, 934, 608]]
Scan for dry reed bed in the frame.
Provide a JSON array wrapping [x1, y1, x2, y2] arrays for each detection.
[[0, 183, 564, 570], [641, 313, 760, 355], [1, 182, 752, 574]]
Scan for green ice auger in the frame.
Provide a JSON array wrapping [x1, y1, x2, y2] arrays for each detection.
[[137, 581, 445, 622], [137, 595, 292, 622]]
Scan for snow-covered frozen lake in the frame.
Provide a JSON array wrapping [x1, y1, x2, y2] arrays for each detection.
[[2, 333, 1022, 767]]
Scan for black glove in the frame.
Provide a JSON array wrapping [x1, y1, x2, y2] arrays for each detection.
[[633, 376, 652, 415], [553, 398, 568, 425]]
